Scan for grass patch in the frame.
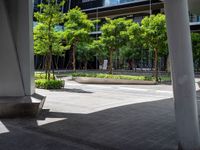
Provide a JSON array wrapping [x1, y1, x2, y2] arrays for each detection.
[[158, 75, 171, 82], [72, 73, 154, 81], [35, 73, 54, 80], [72, 73, 171, 82]]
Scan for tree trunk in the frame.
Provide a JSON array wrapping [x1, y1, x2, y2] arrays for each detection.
[[45, 53, 51, 80], [154, 48, 159, 82], [55, 56, 59, 70], [72, 43, 76, 72], [47, 44, 53, 81], [109, 49, 113, 74], [45, 55, 48, 79], [133, 59, 137, 72], [52, 55, 55, 80], [63, 55, 66, 70], [84, 61, 88, 70], [166, 54, 171, 73], [47, 15, 53, 80], [43, 56, 46, 70], [47, 53, 52, 81]]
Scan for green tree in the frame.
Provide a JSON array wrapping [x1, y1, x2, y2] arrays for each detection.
[[120, 22, 143, 70], [64, 7, 95, 71], [100, 18, 132, 74], [77, 40, 95, 70], [192, 33, 200, 70], [141, 14, 168, 82], [90, 38, 108, 68], [34, 0, 66, 80]]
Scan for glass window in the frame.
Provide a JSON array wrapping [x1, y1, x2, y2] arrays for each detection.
[[104, 0, 119, 6], [104, 0, 143, 6]]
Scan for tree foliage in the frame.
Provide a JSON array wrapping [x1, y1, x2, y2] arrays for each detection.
[[63, 7, 95, 71], [90, 38, 108, 67], [34, 24, 64, 56], [34, 3, 171, 75], [100, 18, 133, 73], [120, 22, 143, 70], [141, 14, 168, 81], [76, 40, 95, 69], [34, 0, 66, 80], [192, 33, 200, 70]]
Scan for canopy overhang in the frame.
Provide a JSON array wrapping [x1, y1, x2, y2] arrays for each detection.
[[189, 0, 200, 14]]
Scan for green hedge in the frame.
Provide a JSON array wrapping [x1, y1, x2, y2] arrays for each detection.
[[35, 79, 65, 89], [72, 73, 153, 81]]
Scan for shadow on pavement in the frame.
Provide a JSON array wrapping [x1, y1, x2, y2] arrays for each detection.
[[0, 98, 179, 150], [49, 88, 93, 94]]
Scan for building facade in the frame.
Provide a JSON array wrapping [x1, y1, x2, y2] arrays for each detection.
[[34, 0, 200, 31], [33, 0, 200, 70]]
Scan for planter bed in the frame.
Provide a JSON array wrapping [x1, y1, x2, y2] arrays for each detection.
[[73, 77, 156, 85]]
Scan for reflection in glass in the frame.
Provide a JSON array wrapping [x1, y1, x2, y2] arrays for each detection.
[[104, 0, 143, 6]]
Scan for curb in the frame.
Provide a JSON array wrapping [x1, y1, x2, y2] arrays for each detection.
[[73, 77, 156, 85]]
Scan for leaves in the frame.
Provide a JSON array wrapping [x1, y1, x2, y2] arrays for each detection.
[[90, 38, 108, 64], [34, 3, 170, 73], [120, 22, 143, 61], [100, 17, 133, 51], [192, 33, 200, 63], [76, 40, 95, 63], [34, 0, 66, 56], [141, 14, 168, 56], [34, 0, 67, 80], [63, 7, 95, 45]]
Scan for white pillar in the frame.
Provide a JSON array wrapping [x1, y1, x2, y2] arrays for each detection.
[[0, 0, 44, 117], [164, 0, 200, 149]]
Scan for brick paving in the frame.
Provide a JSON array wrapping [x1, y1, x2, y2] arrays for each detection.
[[0, 82, 199, 150], [0, 100, 179, 150]]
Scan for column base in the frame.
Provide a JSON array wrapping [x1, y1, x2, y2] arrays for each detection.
[[0, 93, 45, 118]]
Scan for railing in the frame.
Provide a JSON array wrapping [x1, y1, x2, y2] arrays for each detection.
[[190, 13, 200, 23]]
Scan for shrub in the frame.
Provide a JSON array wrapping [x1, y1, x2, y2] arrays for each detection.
[[35, 79, 65, 89]]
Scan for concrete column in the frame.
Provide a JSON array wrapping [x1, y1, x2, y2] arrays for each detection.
[[164, 0, 200, 149], [0, 0, 45, 117], [0, 0, 25, 96]]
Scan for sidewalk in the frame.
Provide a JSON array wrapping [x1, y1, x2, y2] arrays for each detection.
[[0, 98, 177, 150], [0, 82, 200, 150]]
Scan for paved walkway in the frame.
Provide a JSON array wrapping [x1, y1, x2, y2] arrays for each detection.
[[0, 79, 200, 150]]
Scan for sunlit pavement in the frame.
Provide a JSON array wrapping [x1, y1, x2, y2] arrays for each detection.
[[0, 78, 200, 150], [38, 78, 174, 114]]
